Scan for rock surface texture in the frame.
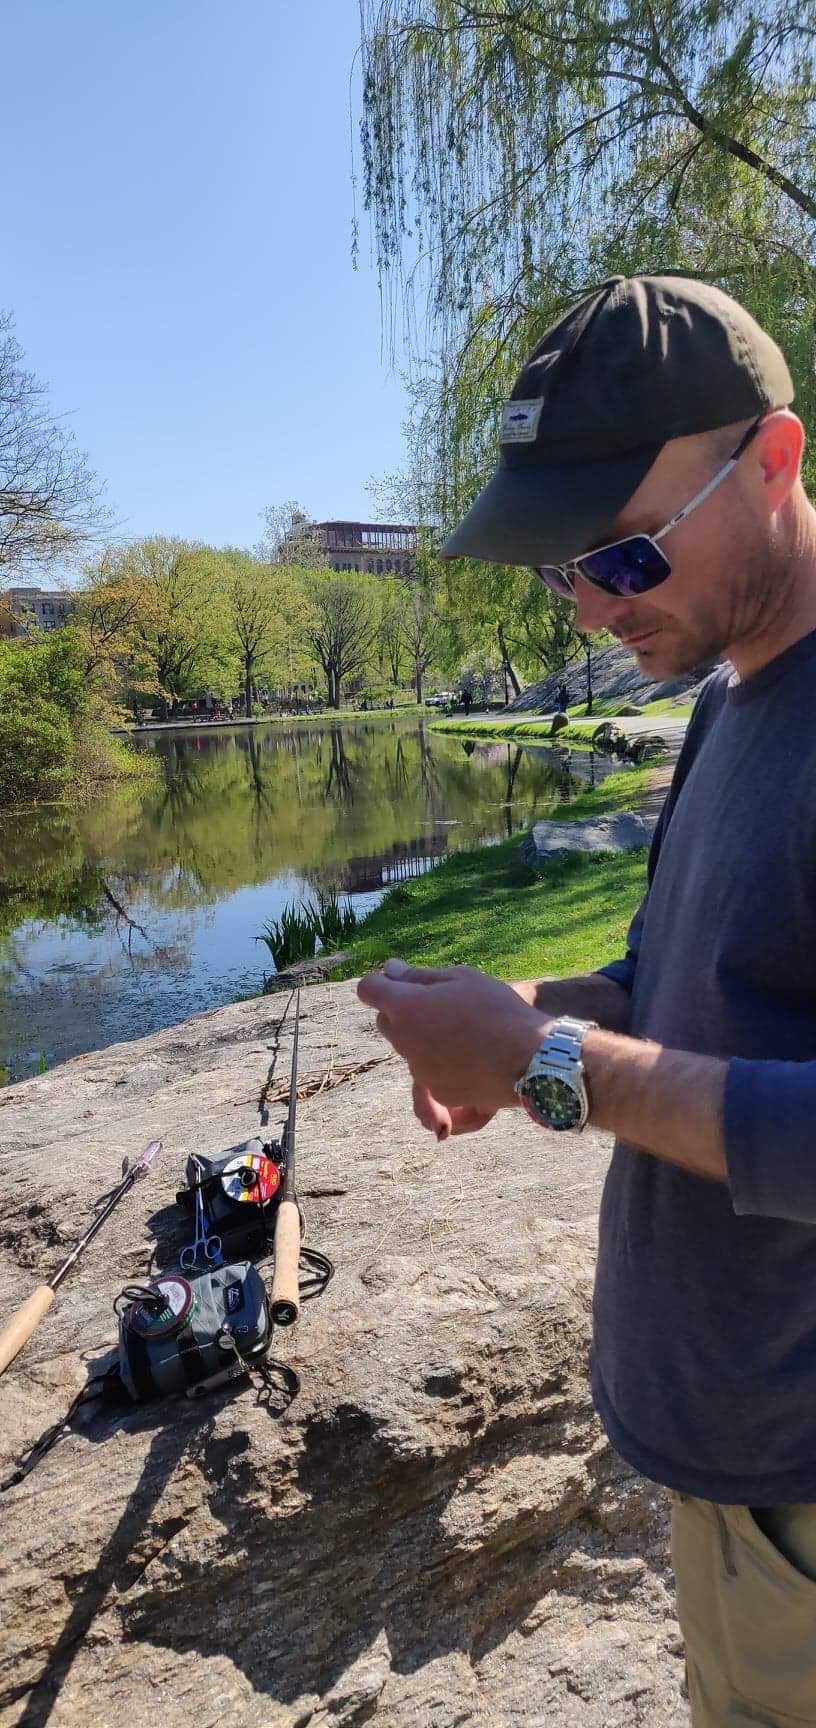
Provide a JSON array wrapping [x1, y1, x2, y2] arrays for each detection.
[[0, 982, 686, 1727], [505, 641, 713, 714]]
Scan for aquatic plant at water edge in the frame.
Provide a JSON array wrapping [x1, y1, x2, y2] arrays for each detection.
[[311, 890, 358, 951], [256, 904, 317, 972]]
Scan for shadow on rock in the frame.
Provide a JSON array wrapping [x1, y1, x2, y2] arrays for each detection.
[[114, 1402, 664, 1718]]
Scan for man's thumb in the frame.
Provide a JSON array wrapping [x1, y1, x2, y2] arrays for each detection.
[[383, 957, 455, 984]]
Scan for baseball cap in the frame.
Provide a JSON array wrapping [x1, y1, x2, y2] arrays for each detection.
[[440, 274, 794, 567]]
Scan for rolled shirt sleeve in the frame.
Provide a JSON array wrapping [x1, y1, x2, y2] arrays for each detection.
[[725, 1057, 816, 1223]]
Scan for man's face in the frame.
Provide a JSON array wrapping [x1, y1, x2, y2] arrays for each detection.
[[571, 422, 776, 679]]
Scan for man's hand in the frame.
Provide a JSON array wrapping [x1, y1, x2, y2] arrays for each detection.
[[357, 959, 550, 1139]]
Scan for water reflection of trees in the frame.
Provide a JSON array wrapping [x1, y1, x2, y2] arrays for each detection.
[[325, 728, 355, 803], [0, 723, 611, 942]]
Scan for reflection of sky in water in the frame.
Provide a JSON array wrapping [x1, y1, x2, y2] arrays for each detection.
[[1, 876, 385, 1072], [0, 724, 617, 1075]]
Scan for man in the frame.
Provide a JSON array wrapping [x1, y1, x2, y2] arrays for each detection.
[[358, 275, 816, 1726]]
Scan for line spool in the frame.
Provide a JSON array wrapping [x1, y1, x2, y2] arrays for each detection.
[[220, 1152, 281, 1207], [123, 1275, 197, 1339]]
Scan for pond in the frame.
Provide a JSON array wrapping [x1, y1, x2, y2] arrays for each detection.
[[0, 717, 618, 1078]]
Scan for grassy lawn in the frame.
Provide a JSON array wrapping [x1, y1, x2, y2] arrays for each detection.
[[331, 836, 645, 980], [565, 697, 693, 720], [332, 763, 653, 983], [430, 718, 598, 749], [429, 716, 673, 752]]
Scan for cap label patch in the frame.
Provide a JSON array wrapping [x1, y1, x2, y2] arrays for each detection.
[[501, 398, 544, 444]]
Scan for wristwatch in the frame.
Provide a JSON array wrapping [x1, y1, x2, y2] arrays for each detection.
[[513, 1016, 598, 1131]]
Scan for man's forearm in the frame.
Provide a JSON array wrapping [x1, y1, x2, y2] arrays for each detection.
[[511, 985, 727, 1181], [513, 973, 633, 1034], [582, 1028, 727, 1181]]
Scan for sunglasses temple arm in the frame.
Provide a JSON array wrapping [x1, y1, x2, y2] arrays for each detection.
[[652, 420, 760, 545]]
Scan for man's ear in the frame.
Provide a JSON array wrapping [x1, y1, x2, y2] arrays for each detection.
[[756, 410, 804, 512]]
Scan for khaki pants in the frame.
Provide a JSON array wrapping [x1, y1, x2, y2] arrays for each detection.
[[671, 1492, 816, 1725]]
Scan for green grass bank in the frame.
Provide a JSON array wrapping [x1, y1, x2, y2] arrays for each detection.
[[332, 764, 654, 982], [430, 718, 639, 751]]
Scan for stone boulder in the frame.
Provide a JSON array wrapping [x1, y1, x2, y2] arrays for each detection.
[[0, 983, 684, 1726], [518, 813, 651, 867], [550, 711, 569, 736], [627, 734, 668, 764], [591, 722, 629, 755]]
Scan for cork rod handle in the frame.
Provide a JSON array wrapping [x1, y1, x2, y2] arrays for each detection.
[[270, 1201, 301, 1325], [0, 1285, 55, 1376]]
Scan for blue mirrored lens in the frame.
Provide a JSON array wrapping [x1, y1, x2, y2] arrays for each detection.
[[534, 565, 576, 598], [577, 535, 670, 596]]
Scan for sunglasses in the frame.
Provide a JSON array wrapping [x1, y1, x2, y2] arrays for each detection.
[[534, 419, 761, 600]]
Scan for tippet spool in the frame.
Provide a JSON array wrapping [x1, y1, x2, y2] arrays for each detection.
[[221, 1152, 281, 1207], [124, 1275, 197, 1339]]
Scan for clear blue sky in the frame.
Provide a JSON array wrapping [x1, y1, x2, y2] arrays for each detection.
[[2, 1, 412, 555]]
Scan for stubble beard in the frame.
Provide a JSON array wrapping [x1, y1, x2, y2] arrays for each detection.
[[631, 537, 778, 680], [632, 622, 728, 680]]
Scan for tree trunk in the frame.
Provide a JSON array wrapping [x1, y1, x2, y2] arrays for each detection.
[[497, 622, 521, 699], [244, 657, 253, 719], [414, 665, 423, 703]]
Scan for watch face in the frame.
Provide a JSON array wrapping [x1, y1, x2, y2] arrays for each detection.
[[526, 1072, 582, 1130]]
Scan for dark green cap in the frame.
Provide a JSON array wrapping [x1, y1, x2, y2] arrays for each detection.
[[440, 274, 794, 566]]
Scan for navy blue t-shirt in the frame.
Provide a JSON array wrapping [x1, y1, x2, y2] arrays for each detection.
[[593, 626, 816, 1504]]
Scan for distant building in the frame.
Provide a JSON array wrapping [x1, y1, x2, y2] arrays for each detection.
[[281, 513, 418, 578], [5, 585, 75, 635]]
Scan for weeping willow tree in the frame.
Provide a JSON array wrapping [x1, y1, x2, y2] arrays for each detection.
[[357, 1, 816, 682]]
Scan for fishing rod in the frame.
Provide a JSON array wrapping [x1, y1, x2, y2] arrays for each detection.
[[0, 1139, 162, 1377], [270, 989, 302, 1326]]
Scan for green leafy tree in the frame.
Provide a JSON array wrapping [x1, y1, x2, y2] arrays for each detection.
[[378, 576, 410, 684], [403, 581, 443, 703], [305, 570, 381, 707], [358, 2, 816, 679], [208, 549, 291, 717], [106, 537, 232, 713], [359, 3, 816, 375], [0, 625, 88, 719], [0, 627, 89, 805]]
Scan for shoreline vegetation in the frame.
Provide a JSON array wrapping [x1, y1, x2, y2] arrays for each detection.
[[0, 627, 162, 810], [329, 760, 660, 984], [115, 700, 424, 735], [429, 700, 691, 753]]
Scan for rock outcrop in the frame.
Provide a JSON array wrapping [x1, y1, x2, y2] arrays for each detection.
[[505, 641, 715, 715], [518, 813, 652, 867], [0, 982, 686, 1726]]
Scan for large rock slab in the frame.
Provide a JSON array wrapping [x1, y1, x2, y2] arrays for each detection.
[[0, 982, 685, 1726], [519, 812, 651, 866], [504, 641, 716, 714]]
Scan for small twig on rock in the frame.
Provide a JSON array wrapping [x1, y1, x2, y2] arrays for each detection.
[[366, 1202, 413, 1262], [233, 1053, 392, 1110]]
